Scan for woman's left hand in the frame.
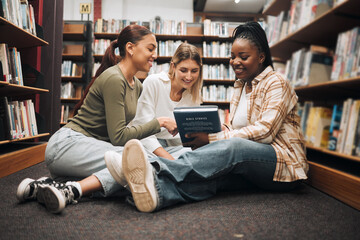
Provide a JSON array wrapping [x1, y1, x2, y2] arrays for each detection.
[[183, 132, 209, 150]]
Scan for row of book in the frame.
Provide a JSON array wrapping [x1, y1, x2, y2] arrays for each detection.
[[265, 0, 334, 46], [158, 40, 184, 57], [92, 62, 236, 81], [202, 85, 234, 103], [203, 64, 235, 80], [60, 104, 74, 124], [93, 18, 188, 36], [0, 0, 37, 35], [0, 97, 38, 140], [203, 19, 231, 37], [61, 61, 83, 77], [299, 98, 360, 157], [0, 43, 24, 85], [331, 26, 360, 81], [202, 41, 231, 58], [61, 82, 83, 99], [150, 19, 187, 35], [284, 45, 333, 87]]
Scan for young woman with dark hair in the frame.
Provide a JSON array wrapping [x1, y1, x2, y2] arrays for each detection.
[[105, 21, 308, 213], [16, 25, 177, 213]]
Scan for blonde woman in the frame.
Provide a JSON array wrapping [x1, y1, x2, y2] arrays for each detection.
[[132, 43, 203, 160]]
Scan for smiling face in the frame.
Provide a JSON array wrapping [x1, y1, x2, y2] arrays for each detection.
[[131, 34, 157, 72], [230, 38, 265, 81], [171, 59, 201, 90]]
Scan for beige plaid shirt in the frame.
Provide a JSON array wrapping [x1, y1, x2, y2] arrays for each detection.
[[209, 66, 308, 182]]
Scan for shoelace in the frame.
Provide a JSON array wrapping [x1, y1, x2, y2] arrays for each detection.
[[29, 179, 56, 197], [61, 185, 78, 205]]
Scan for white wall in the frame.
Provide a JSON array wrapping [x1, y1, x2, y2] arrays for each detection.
[[63, 0, 94, 21], [64, 0, 193, 22]]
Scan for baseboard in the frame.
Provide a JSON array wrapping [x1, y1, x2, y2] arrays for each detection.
[[307, 161, 360, 210], [0, 142, 47, 178]]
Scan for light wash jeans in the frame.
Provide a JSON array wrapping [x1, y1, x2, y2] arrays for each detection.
[[148, 137, 300, 211], [45, 127, 124, 196], [45, 127, 191, 197]]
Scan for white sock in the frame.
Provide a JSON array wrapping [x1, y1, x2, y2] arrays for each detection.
[[66, 181, 82, 198]]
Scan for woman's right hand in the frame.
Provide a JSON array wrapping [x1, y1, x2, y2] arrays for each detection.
[[157, 117, 178, 136]]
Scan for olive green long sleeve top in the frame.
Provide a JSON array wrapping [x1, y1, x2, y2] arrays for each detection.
[[65, 65, 160, 146]]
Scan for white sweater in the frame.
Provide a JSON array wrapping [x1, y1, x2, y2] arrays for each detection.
[[131, 71, 199, 153]]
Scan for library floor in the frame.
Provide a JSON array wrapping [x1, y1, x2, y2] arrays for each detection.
[[0, 162, 359, 240]]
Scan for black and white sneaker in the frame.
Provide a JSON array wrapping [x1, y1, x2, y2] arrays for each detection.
[[38, 182, 81, 213], [16, 177, 64, 203], [122, 139, 158, 213]]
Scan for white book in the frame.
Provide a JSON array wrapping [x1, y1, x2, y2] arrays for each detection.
[[343, 100, 360, 155], [337, 98, 353, 152]]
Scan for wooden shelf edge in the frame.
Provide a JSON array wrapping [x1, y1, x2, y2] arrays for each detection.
[[306, 144, 360, 163], [0, 17, 49, 47], [262, 0, 291, 16], [0, 133, 50, 145], [295, 77, 360, 91], [0, 142, 47, 178], [307, 161, 360, 210]]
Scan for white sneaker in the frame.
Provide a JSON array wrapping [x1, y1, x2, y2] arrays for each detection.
[[122, 139, 158, 213], [104, 151, 127, 186]]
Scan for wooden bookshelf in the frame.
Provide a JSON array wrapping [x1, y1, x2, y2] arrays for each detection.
[[269, 0, 360, 61], [61, 76, 83, 82], [295, 77, 360, 101], [0, 142, 47, 178], [0, 17, 48, 48], [262, 0, 291, 16], [0, 133, 50, 145], [61, 21, 93, 126], [265, 0, 360, 210], [0, 2, 51, 178], [202, 101, 230, 106], [93, 29, 235, 111], [203, 79, 235, 85], [0, 82, 49, 96]]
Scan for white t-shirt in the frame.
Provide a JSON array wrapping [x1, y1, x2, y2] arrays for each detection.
[[130, 71, 199, 153], [232, 85, 249, 129]]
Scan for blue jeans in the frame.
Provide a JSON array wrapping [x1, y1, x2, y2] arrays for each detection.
[[149, 138, 300, 211], [45, 127, 125, 197]]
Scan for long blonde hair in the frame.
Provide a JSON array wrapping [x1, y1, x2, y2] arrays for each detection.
[[168, 43, 203, 104]]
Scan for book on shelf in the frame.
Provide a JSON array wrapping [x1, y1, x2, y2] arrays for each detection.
[[202, 41, 231, 58], [158, 40, 184, 57], [265, 0, 334, 45], [328, 104, 343, 151], [202, 85, 234, 102], [352, 111, 360, 157], [331, 27, 360, 81], [285, 46, 333, 87], [203, 64, 235, 80], [299, 101, 313, 135], [0, 97, 11, 140], [336, 98, 353, 153], [0, 43, 11, 83], [0, 0, 37, 35], [61, 60, 83, 77], [0, 97, 38, 140], [0, 44, 25, 85], [305, 106, 332, 148], [173, 105, 222, 144], [94, 18, 187, 35], [60, 104, 74, 123], [343, 100, 360, 155]]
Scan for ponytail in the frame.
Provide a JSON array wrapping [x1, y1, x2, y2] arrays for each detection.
[[73, 24, 153, 116], [73, 40, 119, 116]]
